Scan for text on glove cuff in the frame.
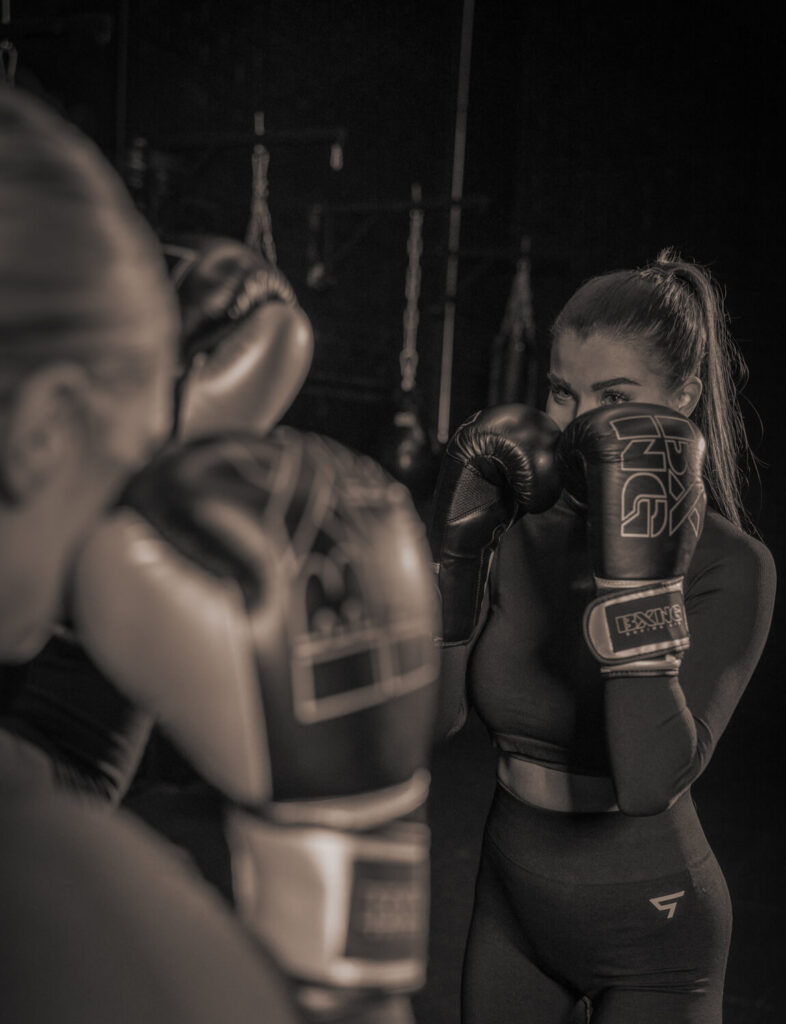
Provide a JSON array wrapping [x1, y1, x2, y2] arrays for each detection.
[[584, 580, 689, 663]]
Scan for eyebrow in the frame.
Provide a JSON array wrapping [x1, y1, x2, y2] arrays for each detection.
[[547, 372, 641, 392], [590, 376, 641, 391]]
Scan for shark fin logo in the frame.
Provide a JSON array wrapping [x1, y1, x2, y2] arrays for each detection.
[[649, 890, 685, 919]]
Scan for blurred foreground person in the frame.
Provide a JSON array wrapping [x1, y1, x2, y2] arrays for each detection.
[[2, 233, 315, 801], [0, 87, 301, 1023], [1, 87, 436, 1023]]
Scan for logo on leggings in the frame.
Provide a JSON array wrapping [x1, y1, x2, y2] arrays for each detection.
[[649, 890, 685, 919], [609, 413, 704, 539]]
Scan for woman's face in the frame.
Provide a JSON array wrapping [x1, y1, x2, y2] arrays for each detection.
[[95, 343, 177, 469], [0, 339, 175, 663], [545, 329, 682, 430]]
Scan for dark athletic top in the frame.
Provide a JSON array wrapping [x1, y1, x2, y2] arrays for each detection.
[[467, 494, 777, 816], [1, 635, 152, 803]]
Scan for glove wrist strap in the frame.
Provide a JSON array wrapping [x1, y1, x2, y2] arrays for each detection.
[[226, 790, 429, 994], [584, 578, 689, 670], [600, 654, 683, 679]]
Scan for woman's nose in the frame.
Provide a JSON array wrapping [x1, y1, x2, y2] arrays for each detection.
[[574, 395, 596, 420]]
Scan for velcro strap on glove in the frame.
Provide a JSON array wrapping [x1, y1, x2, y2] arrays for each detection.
[[226, 803, 429, 993], [583, 579, 688, 675]]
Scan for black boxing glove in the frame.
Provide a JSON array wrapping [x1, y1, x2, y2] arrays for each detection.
[[429, 405, 562, 646], [164, 235, 314, 439], [557, 403, 706, 677], [71, 431, 440, 1022]]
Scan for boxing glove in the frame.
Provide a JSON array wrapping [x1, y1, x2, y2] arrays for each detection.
[[70, 430, 440, 1020], [164, 235, 314, 439], [430, 404, 562, 645], [557, 403, 706, 677]]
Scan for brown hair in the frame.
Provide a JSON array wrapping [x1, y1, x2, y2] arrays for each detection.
[[0, 88, 177, 395], [551, 249, 752, 531]]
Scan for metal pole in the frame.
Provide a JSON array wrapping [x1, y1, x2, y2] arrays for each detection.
[[437, 0, 475, 443]]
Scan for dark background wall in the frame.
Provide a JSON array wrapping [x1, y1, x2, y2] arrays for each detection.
[[7, 0, 781, 530], [4, 2, 784, 1019]]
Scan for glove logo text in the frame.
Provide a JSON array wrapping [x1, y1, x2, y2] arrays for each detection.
[[615, 602, 683, 637], [609, 413, 704, 539]]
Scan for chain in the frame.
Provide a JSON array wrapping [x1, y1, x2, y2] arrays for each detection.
[[399, 183, 423, 393]]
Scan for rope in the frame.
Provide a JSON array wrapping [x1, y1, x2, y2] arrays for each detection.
[[244, 143, 277, 266], [500, 248, 535, 344], [487, 240, 536, 406]]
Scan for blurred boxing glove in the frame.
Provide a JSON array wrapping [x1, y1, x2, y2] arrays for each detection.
[[557, 403, 706, 677], [429, 405, 562, 646], [70, 431, 440, 1022], [164, 235, 314, 439]]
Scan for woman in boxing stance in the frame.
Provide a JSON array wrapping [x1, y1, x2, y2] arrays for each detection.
[[430, 250, 776, 1023]]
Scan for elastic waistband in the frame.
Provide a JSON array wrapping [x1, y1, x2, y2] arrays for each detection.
[[497, 752, 620, 814], [486, 783, 711, 884]]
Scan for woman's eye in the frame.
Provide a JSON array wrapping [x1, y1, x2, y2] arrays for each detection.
[[600, 389, 630, 405], [548, 383, 572, 404]]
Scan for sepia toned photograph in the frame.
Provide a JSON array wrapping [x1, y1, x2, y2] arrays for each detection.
[[1, 3, 782, 1022]]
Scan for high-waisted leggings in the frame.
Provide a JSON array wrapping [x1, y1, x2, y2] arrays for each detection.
[[461, 786, 732, 1024]]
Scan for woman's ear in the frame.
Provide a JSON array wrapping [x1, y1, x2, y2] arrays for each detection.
[[674, 375, 703, 417], [0, 364, 90, 502]]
